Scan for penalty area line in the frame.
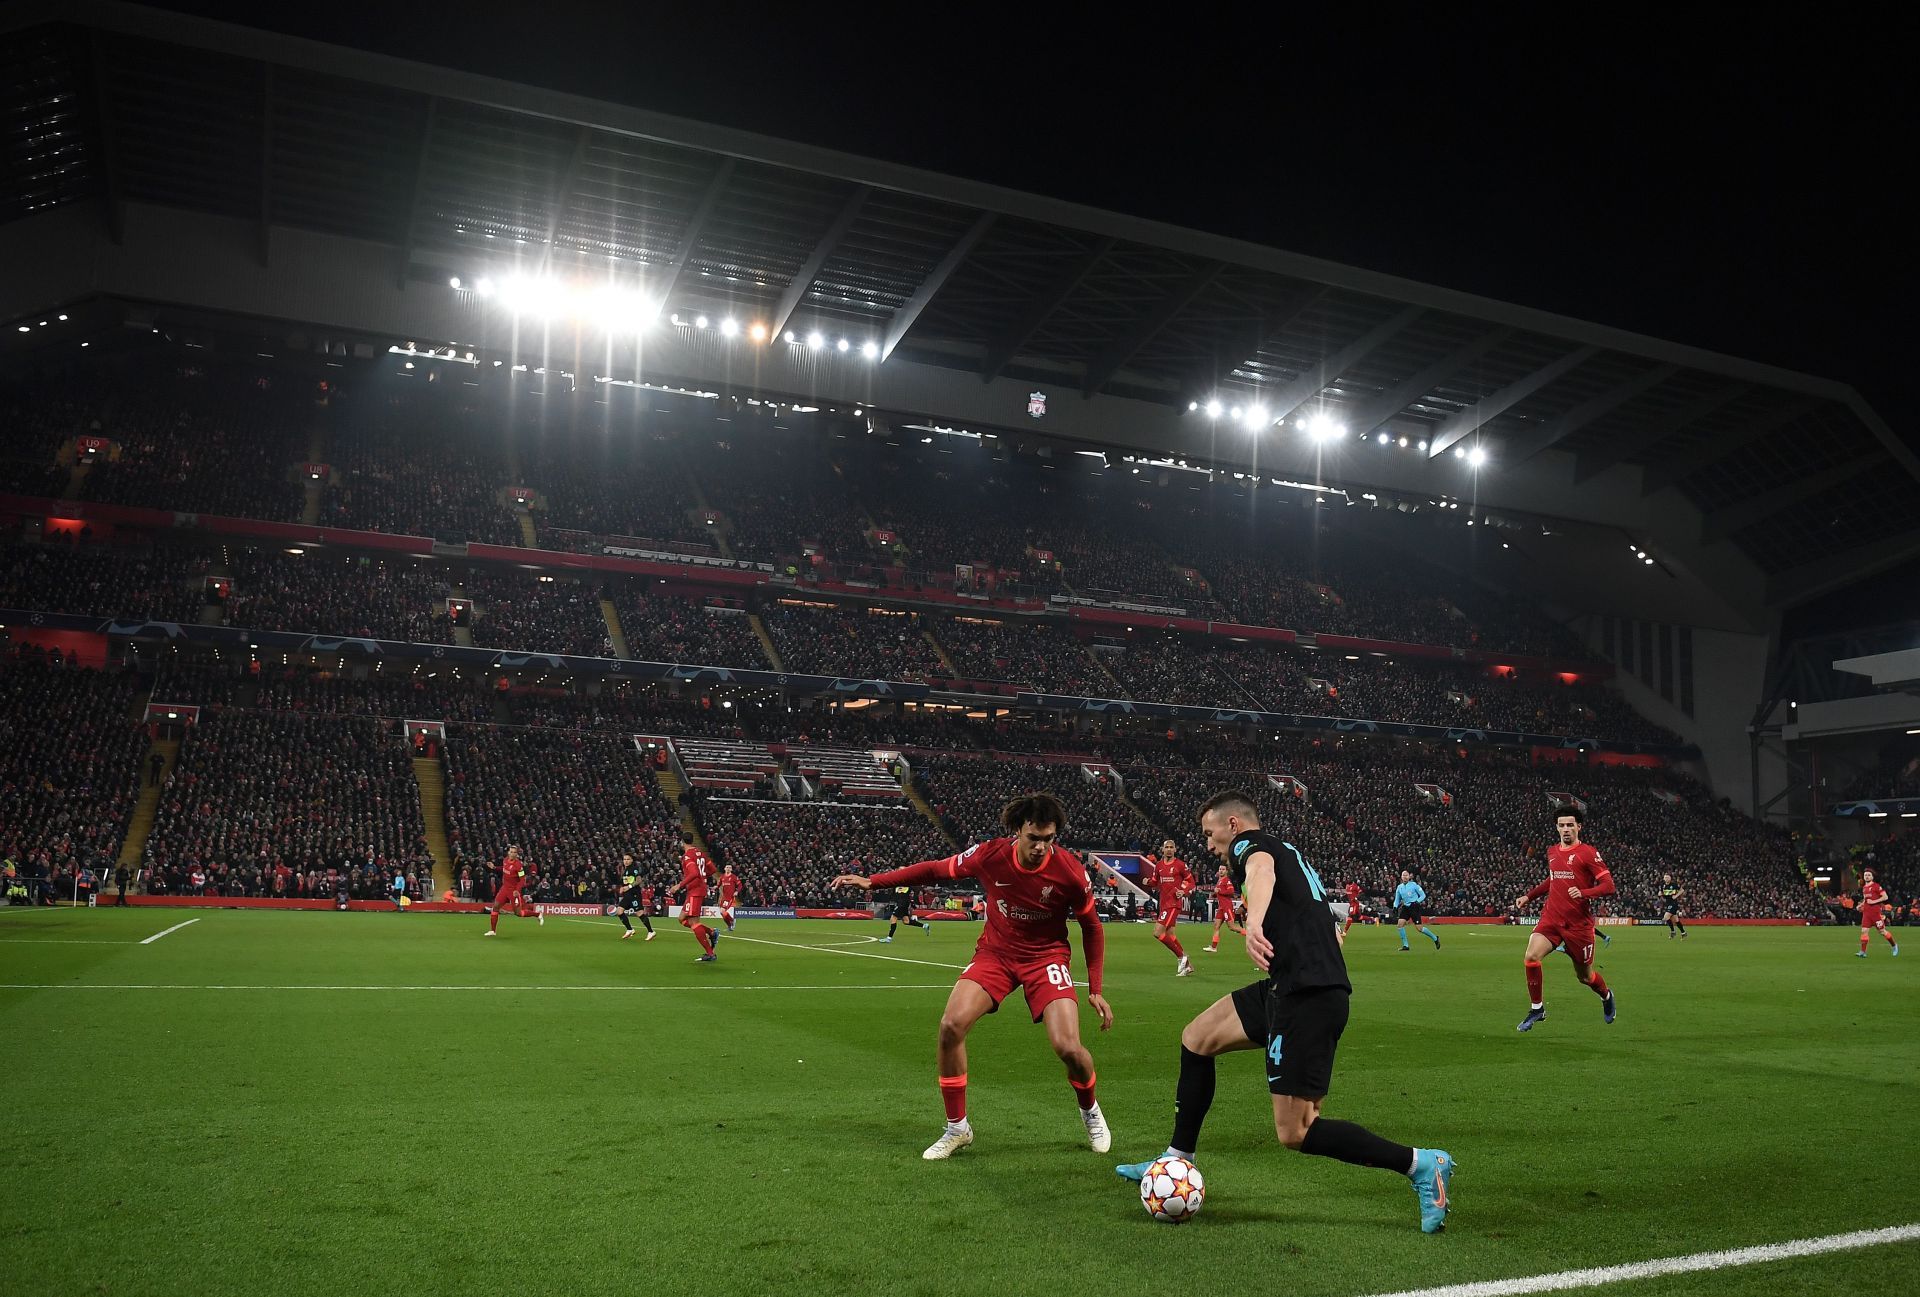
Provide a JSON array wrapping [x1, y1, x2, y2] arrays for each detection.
[[1366, 1222, 1920, 1297]]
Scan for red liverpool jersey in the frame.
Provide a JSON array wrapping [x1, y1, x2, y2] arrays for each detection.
[[1143, 856, 1194, 909], [499, 859, 527, 891], [1529, 842, 1615, 927], [1862, 881, 1888, 911], [1214, 874, 1237, 903], [871, 838, 1094, 961], [720, 873, 741, 903], [680, 854, 709, 899]]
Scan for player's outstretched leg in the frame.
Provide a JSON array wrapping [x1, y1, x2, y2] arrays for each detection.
[[1419, 925, 1440, 949], [926, 980, 993, 1159], [1116, 993, 1252, 1181], [887, 920, 898, 941]]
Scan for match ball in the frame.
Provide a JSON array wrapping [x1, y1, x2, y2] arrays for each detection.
[[1139, 1156, 1204, 1223]]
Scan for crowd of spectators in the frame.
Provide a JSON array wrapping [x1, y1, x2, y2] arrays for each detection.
[[0, 370, 98, 498], [223, 549, 453, 643], [1120, 739, 1819, 920], [142, 709, 434, 886], [0, 540, 209, 625], [462, 572, 616, 659], [0, 658, 146, 881], [762, 602, 948, 679], [932, 616, 1115, 694], [321, 389, 519, 544], [616, 594, 767, 668], [506, 685, 746, 738], [77, 368, 307, 521], [520, 422, 711, 551], [911, 754, 1150, 854], [686, 432, 871, 563], [254, 667, 497, 723], [442, 726, 680, 901], [691, 799, 953, 907]]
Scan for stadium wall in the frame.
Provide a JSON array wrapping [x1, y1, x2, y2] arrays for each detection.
[[1571, 614, 1777, 814]]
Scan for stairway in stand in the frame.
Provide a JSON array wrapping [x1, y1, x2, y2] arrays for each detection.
[[748, 614, 783, 671], [899, 769, 957, 848], [600, 598, 632, 659], [117, 738, 181, 870], [412, 756, 454, 895], [654, 762, 713, 857]]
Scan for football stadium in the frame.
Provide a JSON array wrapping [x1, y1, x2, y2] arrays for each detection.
[[2, 7, 1915, 1296]]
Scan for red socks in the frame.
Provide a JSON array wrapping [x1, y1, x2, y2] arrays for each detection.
[[1524, 959, 1544, 1006], [1884, 930, 1898, 947], [1069, 1072, 1098, 1111], [694, 924, 714, 954], [1159, 933, 1185, 958], [939, 1073, 967, 1123], [488, 909, 499, 933], [1586, 971, 1610, 998]]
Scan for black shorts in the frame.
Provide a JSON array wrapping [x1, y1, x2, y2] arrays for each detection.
[[617, 894, 644, 912], [1662, 905, 1683, 918], [1396, 905, 1424, 925], [890, 901, 913, 919], [1229, 982, 1350, 1098]]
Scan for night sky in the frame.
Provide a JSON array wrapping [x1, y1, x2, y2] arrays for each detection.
[[148, 3, 1909, 437]]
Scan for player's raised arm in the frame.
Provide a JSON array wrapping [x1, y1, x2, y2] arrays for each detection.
[[831, 873, 874, 890]]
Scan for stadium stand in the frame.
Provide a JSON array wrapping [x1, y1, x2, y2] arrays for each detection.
[[442, 726, 680, 900], [0, 657, 146, 883], [140, 708, 434, 897], [691, 798, 953, 907]]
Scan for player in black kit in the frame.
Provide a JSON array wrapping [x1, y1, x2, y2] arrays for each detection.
[[1659, 874, 1688, 938], [613, 853, 655, 941], [1114, 791, 1456, 1233], [881, 885, 930, 942]]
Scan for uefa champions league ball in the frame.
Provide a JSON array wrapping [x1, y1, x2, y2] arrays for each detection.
[[1139, 1156, 1205, 1223]]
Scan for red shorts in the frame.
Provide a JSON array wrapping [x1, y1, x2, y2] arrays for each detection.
[[1156, 906, 1180, 927], [1861, 906, 1886, 928], [960, 947, 1079, 1022], [681, 895, 706, 922], [494, 887, 525, 912], [1534, 922, 1596, 965]]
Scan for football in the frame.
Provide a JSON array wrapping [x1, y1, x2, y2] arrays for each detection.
[[1139, 1156, 1205, 1223]]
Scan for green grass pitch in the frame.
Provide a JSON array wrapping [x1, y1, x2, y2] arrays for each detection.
[[2, 909, 1915, 1297]]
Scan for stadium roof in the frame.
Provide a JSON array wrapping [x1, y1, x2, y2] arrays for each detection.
[[4, 1, 1916, 628]]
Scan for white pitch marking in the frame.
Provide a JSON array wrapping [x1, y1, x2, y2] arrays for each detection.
[[0, 939, 143, 945], [139, 918, 201, 945], [721, 930, 968, 972], [0, 982, 956, 993], [1366, 1223, 1920, 1297]]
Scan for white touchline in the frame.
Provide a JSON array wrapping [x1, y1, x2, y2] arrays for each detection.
[[1367, 1223, 1920, 1297], [140, 918, 201, 945], [0, 939, 143, 945], [0, 983, 957, 993]]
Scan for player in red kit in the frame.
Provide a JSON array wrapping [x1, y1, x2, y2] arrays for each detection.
[[1204, 863, 1244, 952], [718, 864, 743, 932], [1341, 880, 1363, 936], [484, 845, 539, 935], [833, 793, 1113, 1161], [1514, 809, 1616, 1031], [1143, 838, 1196, 976], [668, 836, 721, 962], [1856, 868, 1899, 958]]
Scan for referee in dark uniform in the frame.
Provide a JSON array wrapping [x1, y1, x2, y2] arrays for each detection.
[[881, 885, 930, 942], [1115, 791, 1457, 1233]]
